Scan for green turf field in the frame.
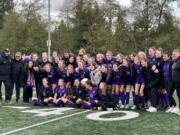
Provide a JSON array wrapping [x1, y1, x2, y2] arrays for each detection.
[[0, 88, 180, 135]]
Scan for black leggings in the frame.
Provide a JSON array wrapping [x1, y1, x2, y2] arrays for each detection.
[[99, 101, 116, 110], [23, 86, 33, 103], [167, 81, 176, 107], [144, 87, 149, 103], [148, 87, 158, 107], [0, 80, 11, 101], [10, 80, 21, 101], [175, 82, 180, 108]]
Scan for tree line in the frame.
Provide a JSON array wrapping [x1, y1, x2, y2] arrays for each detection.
[[0, 0, 180, 55]]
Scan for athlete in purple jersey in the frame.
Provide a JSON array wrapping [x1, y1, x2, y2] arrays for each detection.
[[52, 79, 75, 107], [133, 56, 145, 109], [77, 81, 99, 109]]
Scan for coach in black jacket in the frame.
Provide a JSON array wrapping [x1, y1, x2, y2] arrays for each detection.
[[172, 49, 180, 110], [11, 52, 24, 103], [142, 60, 160, 111], [0, 49, 12, 102]]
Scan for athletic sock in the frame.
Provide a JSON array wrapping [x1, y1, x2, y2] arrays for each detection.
[[115, 93, 119, 103], [163, 93, 170, 108], [125, 92, 130, 105], [66, 101, 76, 108], [80, 100, 91, 109], [135, 94, 139, 108], [57, 99, 62, 105], [133, 92, 136, 105], [120, 92, 125, 105], [140, 96, 145, 109]]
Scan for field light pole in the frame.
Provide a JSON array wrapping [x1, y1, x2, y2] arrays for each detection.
[[47, 0, 51, 61]]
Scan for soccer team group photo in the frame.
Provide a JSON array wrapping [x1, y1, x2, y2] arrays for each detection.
[[0, 0, 180, 135]]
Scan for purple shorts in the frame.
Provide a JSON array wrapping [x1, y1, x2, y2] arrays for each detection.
[[112, 80, 125, 85], [135, 77, 145, 85]]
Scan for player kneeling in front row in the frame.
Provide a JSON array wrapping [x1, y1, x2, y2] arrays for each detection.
[[98, 82, 116, 111], [32, 78, 53, 106], [76, 80, 99, 109], [51, 79, 75, 107], [68, 79, 86, 108]]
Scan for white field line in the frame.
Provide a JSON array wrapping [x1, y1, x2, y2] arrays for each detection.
[[0, 110, 90, 135]]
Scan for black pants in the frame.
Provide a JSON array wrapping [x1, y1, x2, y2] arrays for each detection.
[[99, 101, 116, 110], [0, 81, 2, 100], [167, 81, 176, 107], [23, 86, 33, 103], [175, 82, 180, 108], [148, 87, 158, 108], [35, 81, 40, 98], [10, 80, 21, 101], [144, 87, 149, 103], [0, 80, 11, 101]]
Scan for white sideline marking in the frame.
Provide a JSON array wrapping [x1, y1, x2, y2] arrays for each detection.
[[4, 106, 30, 110], [86, 111, 139, 121], [0, 110, 90, 135], [21, 108, 74, 117]]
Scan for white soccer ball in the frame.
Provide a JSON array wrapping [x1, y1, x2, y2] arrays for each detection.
[[81, 78, 88, 86]]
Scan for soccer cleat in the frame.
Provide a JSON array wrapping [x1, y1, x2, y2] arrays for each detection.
[[125, 105, 129, 109], [107, 108, 113, 111], [131, 105, 137, 110], [120, 105, 125, 109], [171, 107, 180, 114], [9, 101, 13, 105], [165, 107, 173, 113], [97, 107, 102, 111], [146, 106, 157, 112]]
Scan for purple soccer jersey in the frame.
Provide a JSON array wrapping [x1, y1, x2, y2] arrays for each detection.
[[111, 68, 124, 85], [96, 59, 105, 66], [101, 71, 112, 85], [122, 65, 134, 85], [46, 69, 57, 84], [56, 68, 67, 80], [104, 57, 116, 68], [87, 87, 99, 101], [55, 86, 68, 98], [133, 64, 145, 84], [148, 56, 156, 65], [163, 62, 169, 81], [75, 68, 89, 79]]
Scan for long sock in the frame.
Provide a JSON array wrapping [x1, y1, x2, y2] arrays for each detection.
[[157, 92, 162, 106], [115, 93, 119, 103], [32, 99, 39, 105], [135, 94, 139, 107], [49, 98, 54, 104], [163, 93, 169, 108], [57, 99, 62, 105], [125, 92, 130, 105], [66, 101, 76, 108], [120, 92, 125, 105], [33, 99, 43, 106], [132, 91, 136, 105], [161, 94, 165, 107], [80, 100, 91, 109], [140, 96, 145, 109]]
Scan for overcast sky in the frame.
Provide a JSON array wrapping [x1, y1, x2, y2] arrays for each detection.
[[14, 0, 180, 21]]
